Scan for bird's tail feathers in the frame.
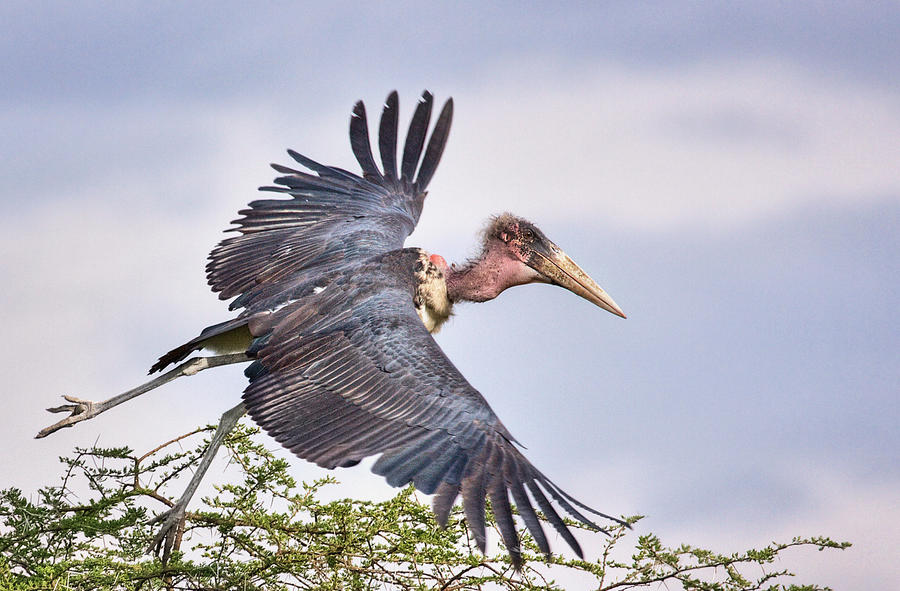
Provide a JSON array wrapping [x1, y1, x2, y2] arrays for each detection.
[[149, 318, 251, 374]]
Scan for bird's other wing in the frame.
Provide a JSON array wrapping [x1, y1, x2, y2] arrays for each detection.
[[207, 91, 453, 312], [240, 249, 625, 568]]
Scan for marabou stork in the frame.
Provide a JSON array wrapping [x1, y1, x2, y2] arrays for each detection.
[[39, 91, 627, 568]]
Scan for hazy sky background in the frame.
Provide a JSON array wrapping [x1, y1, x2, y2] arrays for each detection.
[[2, 3, 898, 588]]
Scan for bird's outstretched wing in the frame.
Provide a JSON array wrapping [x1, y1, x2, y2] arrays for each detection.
[[241, 249, 624, 568], [207, 91, 453, 312]]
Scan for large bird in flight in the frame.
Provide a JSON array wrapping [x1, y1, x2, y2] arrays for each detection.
[[39, 91, 627, 568]]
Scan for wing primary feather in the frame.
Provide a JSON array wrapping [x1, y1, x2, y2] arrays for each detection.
[[378, 91, 399, 181], [538, 470, 629, 528], [460, 449, 490, 554], [488, 475, 522, 570], [349, 101, 382, 181], [525, 479, 584, 559], [400, 91, 433, 181], [270, 163, 302, 175], [272, 171, 353, 194], [506, 460, 551, 558], [432, 481, 461, 529], [535, 479, 602, 532], [414, 97, 453, 191], [286, 149, 361, 183]]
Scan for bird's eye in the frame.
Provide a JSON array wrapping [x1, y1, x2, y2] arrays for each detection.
[[499, 232, 510, 243], [521, 228, 535, 242]]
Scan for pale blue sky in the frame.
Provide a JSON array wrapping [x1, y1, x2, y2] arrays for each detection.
[[2, 3, 898, 588]]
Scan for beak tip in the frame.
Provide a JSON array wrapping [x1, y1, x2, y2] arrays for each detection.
[[608, 306, 626, 319], [597, 297, 626, 319], [533, 247, 627, 320]]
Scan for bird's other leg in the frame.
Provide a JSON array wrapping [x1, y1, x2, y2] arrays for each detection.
[[36, 353, 250, 439], [150, 401, 246, 563]]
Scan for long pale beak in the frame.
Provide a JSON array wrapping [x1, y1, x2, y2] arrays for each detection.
[[528, 241, 626, 318]]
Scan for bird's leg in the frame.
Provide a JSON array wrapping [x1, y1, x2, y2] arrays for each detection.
[[36, 353, 250, 439], [149, 401, 246, 563]]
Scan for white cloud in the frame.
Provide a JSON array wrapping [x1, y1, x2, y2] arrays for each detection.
[[566, 458, 900, 590], [413, 59, 900, 249], [768, 464, 900, 589]]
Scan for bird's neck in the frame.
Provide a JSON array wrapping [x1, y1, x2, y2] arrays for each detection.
[[445, 257, 512, 303]]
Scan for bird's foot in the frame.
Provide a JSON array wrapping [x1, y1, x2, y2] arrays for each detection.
[[35, 354, 250, 441], [148, 503, 188, 563], [36, 395, 104, 438]]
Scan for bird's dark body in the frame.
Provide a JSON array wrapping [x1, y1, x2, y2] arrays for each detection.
[[150, 91, 626, 567]]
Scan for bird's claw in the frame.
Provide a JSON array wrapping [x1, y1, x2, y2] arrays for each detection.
[[149, 504, 187, 564], [36, 396, 99, 438], [47, 394, 94, 414]]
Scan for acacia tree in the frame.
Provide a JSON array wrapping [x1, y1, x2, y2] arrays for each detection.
[[0, 423, 848, 590]]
